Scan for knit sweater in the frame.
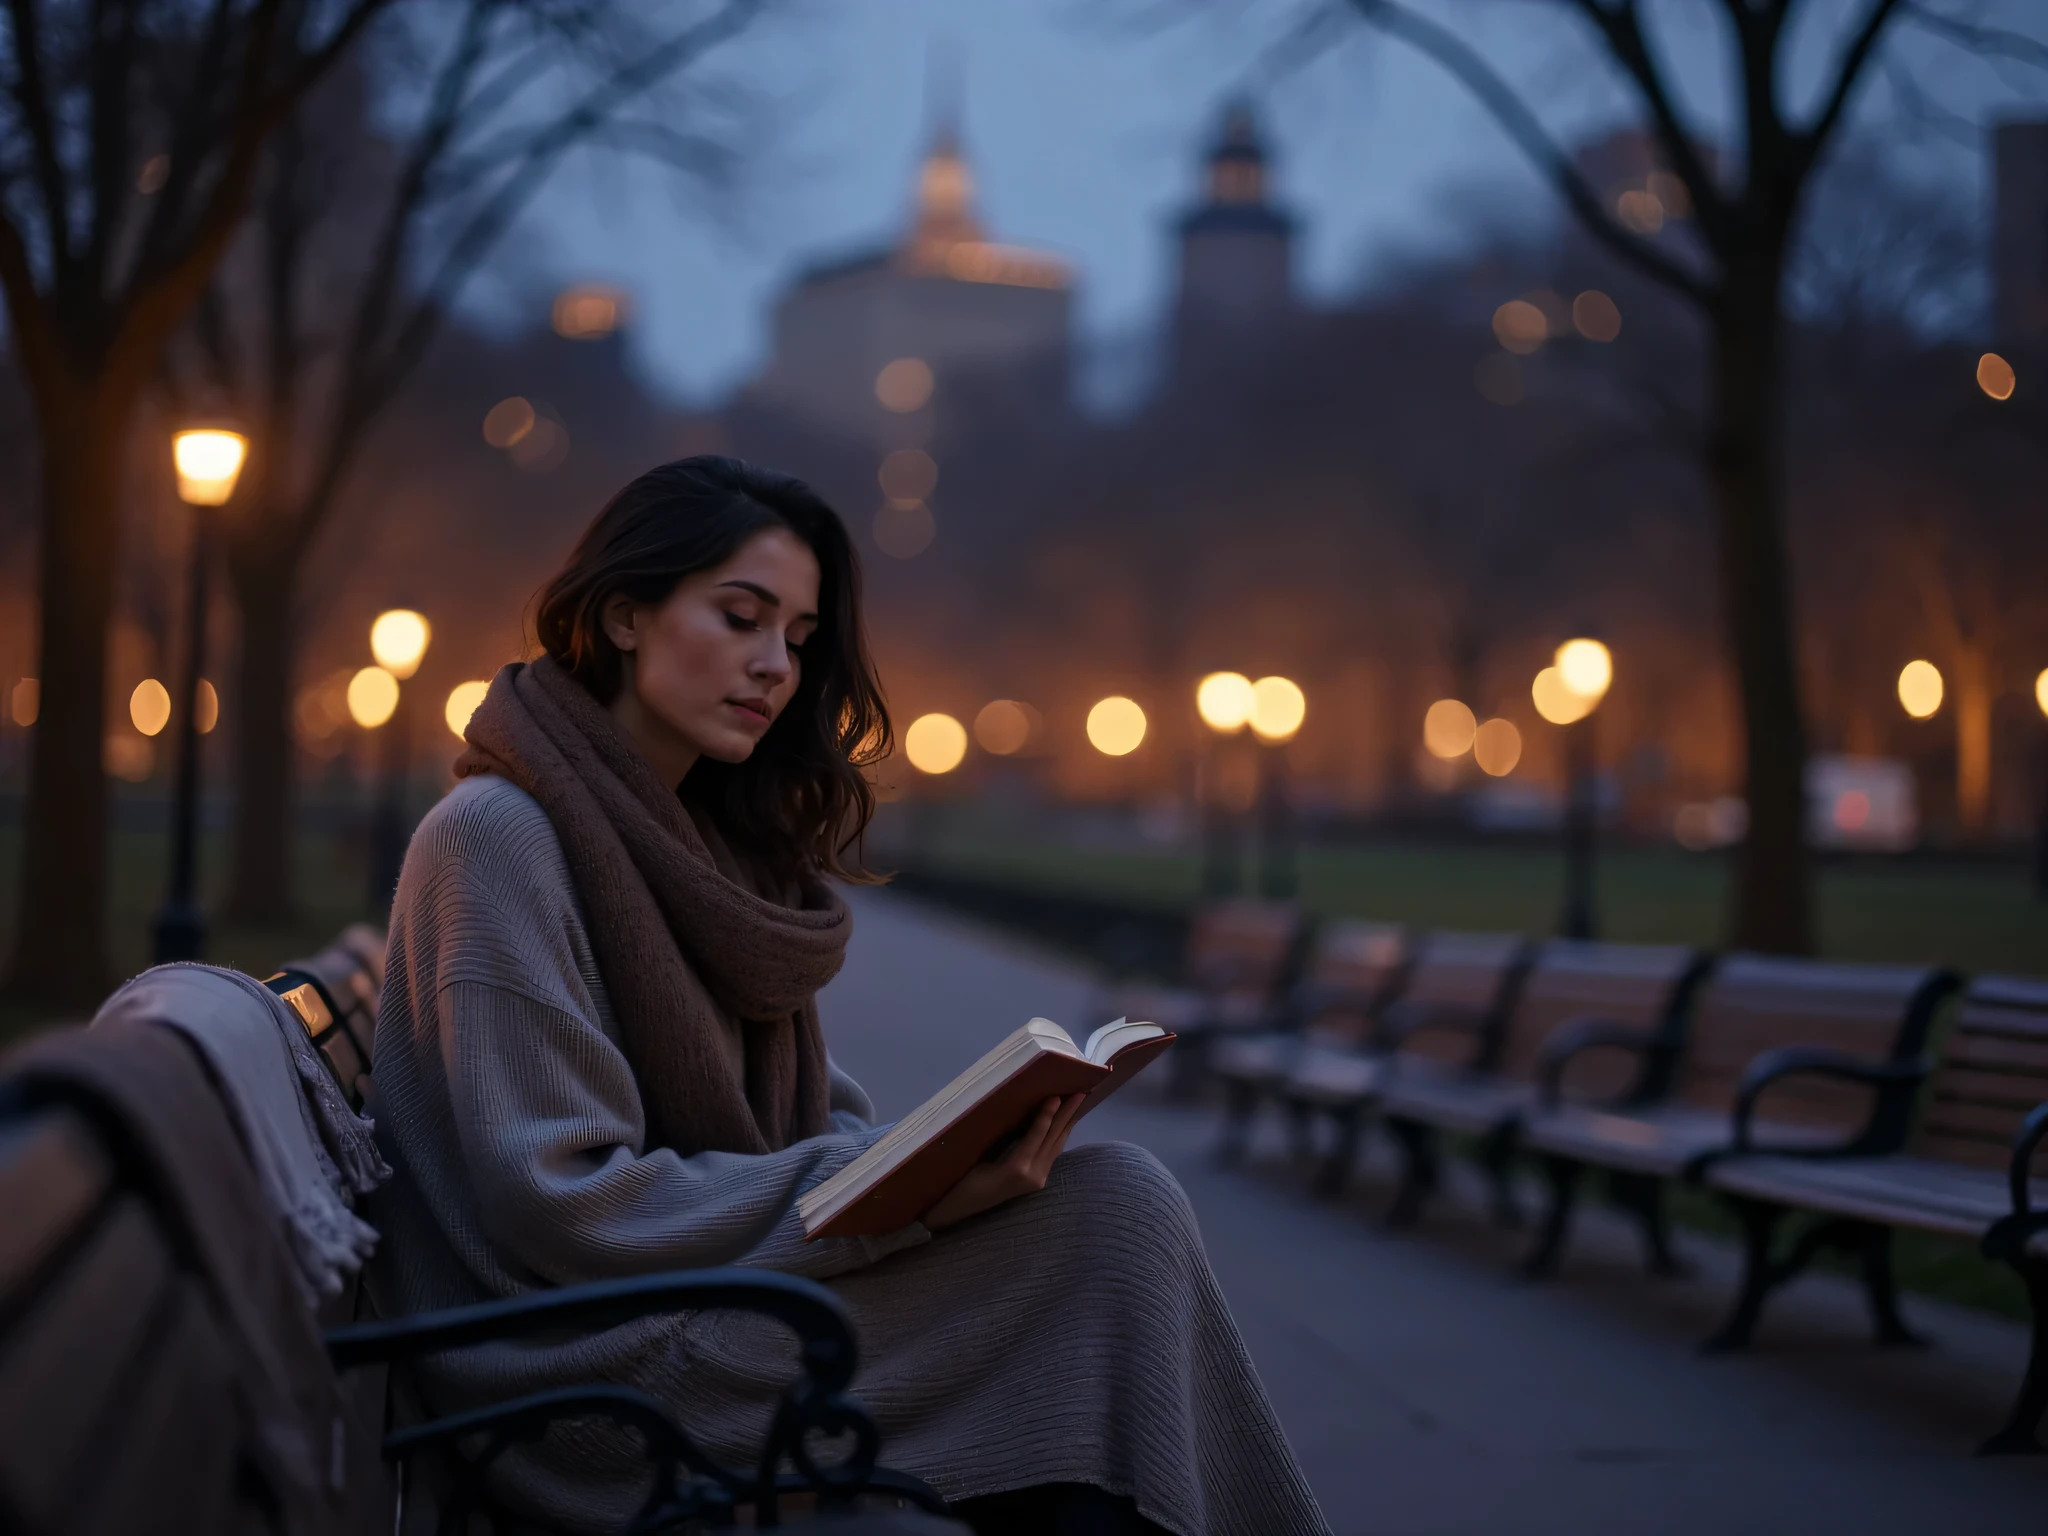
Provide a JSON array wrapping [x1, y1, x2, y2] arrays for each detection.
[[368, 774, 1328, 1535]]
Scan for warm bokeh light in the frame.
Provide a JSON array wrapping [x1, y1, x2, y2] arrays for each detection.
[[1572, 290, 1621, 342], [1532, 667, 1594, 725], [552, 284, 624, 339], [509, 414, 569, 473], [1474, 718, 1522, 776], [974, 699, 1036, 755], [129, 679, 171, 737], [445, 680, 490, 741], [8, 677, 35, 727], [875, 357, 934, 412], [2036, 668, 2048, 718], [370, 609, 431, 679], [904, 712, 969, 774], [1422, 698, 1478, 759], [1249, 676, 1306, 743], [878, 448, 938, 503], [1897, 659, 1943, 719], [1492, 300, 1547, 355], [196, 679, 218, 735], [1555, 638, 1613, 700], [1087, 696, 1148, 756], [172, 428, 248, 506], [483, 396, 535, 448], [873, 500, 936, 558], [1196, 671, 1255, 733], [1616, 187, 1665, 234], [1978, 352, 2016, 401], [347, 666, 401, 729]]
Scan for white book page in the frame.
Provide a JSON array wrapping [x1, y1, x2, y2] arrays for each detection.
[[1083, 1017, 1165, 1063]]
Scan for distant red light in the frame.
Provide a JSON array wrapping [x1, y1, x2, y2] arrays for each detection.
[[1834, 790, 1871, 832]]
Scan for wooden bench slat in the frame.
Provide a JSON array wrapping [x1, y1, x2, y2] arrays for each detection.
[[1707, 1154, 2042, 1240], [0, 1197, 177, 1530], [0, 1109, 111, 1317]]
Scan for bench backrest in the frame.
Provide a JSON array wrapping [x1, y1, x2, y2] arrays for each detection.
[[1495, 940, 1706, 1096], [267, 923, 388, 1110], [1293, 921, 1409, 1045], [1915, 975, 2048, 1174], [0, 1098, 266, 1531], [1676, 955, 1956, 1127], [1387, 930, 1532, 1069], [1184, 899, 1304, 998]]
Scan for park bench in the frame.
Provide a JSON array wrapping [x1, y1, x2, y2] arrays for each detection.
[[1211, 919, 1410, 1164], [1375, 939, 1707, 1229], [1102, 897, 1306, 1094], [0, 932, 957, 1534], [1698, 973, 2048, 1453], [1279, 930, 1532, 1198], [1515, 955, 1958, 1282]]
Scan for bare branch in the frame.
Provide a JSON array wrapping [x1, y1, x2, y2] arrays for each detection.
[[1897, 1, 2048, 70], [1342, 0, 1717, 307], [1797, 0, 1908, 167], [6, 0, 76, 272], [1559, 0, 1732, 251]]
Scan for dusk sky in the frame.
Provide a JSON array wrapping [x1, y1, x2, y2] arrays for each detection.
[[479, 0, 2045, 405]]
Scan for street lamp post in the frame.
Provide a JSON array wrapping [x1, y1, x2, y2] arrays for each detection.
[[152, 428, 248, 963], [366, 610, 430, 913], [1249, 676, 1307, 900], [1196, 673, 1254, 897], [1536, 638, 1613, 941]]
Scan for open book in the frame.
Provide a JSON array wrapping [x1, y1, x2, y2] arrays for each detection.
[[800, 1018, 1175, 1240]]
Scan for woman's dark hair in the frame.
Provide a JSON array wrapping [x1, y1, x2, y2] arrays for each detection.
[[535, 455, 891, 884]]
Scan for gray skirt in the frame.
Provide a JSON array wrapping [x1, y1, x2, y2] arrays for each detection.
[[472, 1142, 1329, 1536]]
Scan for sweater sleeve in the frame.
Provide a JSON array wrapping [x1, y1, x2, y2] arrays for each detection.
[[437, 981, 925, 1283], [386, 775, 927, 1290]]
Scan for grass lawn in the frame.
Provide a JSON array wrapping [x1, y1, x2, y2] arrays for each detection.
[[0, 816, 380, 1045], [910, 837, 2048, 978]]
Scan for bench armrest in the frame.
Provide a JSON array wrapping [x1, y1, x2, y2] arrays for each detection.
[[1729, 1047, 1927, 1154], [1534, 1017, 1658, 1108], [1983, 1101, 2048, 1265], [326, 1267, 854, 1387], [325, 1268, 935, 1527]]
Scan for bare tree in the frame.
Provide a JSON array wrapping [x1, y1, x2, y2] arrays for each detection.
[[1298, 0, 2047, 951], [0, 0, 400, 1003], [165, 0, 763, 921]]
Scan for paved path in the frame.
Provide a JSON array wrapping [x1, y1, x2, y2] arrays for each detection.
[[819, 889, 2048, 1536]]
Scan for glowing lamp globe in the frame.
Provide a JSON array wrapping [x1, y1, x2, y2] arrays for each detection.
[[347, 666, 401, 729], [172, 428, 248, 506], [1897, 660, 1942, 720], [1196, 672, 1255, 734], [445, 680, 490, 741], [1087, 697, 1147, 756], [1555, 638, 1613, 701], [904, 713, 968, 774], [370, 610, 432, 680], [1249, 677, 1306, 743]]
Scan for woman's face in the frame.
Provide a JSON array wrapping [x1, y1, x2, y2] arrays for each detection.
[[603, 527, 821, 783]]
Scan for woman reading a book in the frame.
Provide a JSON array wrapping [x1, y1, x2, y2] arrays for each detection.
[[368, 456, 1327, 1536]]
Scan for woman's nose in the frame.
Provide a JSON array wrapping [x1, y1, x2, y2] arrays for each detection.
[[750, 636, 793, 682]]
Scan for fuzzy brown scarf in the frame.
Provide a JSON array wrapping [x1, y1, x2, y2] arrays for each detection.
[[454, 656, 844, 1155]]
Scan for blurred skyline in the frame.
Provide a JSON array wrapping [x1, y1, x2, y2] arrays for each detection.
[[485, 0, 2041, 404]]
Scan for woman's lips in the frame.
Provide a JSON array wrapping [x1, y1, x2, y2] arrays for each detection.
[[727, 699, 772, 726]]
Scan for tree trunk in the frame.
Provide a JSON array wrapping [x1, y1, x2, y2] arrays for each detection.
[[1708, 271, 1814, 955], [224, 524, 300, 921], [5, 393, 126, 1005]]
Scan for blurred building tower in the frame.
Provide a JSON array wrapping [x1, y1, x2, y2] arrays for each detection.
[[1173, 100, 1298, 339], [1992, 119, 2048, 349], [745, 105, 1073, 442]]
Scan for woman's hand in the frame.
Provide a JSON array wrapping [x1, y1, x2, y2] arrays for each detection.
[[921, 1094, 1088, 1232]]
